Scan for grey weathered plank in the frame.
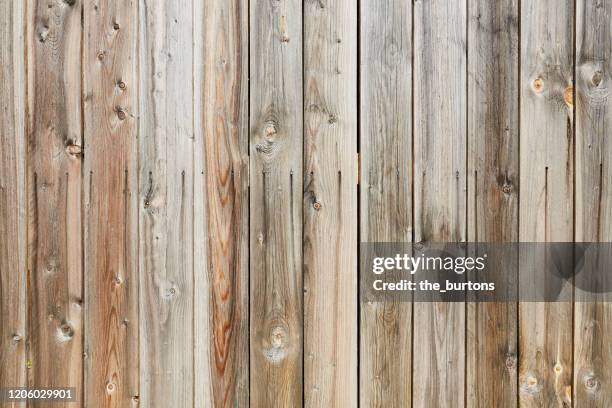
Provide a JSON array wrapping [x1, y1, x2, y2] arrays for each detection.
[[26, 0, 83, 405], [519, 0, 574, 406], [466, 0, 519, 406], [359, 1, 412, 406], [138, 0, 195, 406], [574, 0, 612, 406], [249, 0, 303, 405], [196, 0, 250, 405], [304, 0, 357, 406], [83, 1, 139, 406], [413, 0, 467, 406], [0, 1, 26, 405]]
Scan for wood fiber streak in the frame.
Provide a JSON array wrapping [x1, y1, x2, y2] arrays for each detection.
[[574, 0, 612, 406], [26, 0, 83, 405], [519, 0, 574, 406], [199, 0, 249, 405], [359, 1, 412, 407], [0, 2, 26, 406], [83, 1, 139, 407], [466, 0, 519, 406], [413, 0, 467, 406], [249, 0, 303, 406], [138, 0, 195, 407], [304, 0, 357, 406]]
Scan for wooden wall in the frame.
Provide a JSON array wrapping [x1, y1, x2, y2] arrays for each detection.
[[0, 0, 610, 407]]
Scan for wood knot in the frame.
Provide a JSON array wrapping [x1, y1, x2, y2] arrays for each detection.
[[106, 381, 116, 394], [554, 363, 563, 373], [270, 326, 287, 349], [117, 80, 127, 90], [117, 107, 127, 120], [113, 22, 120, 30], [60, 322, 74, 338], [502, 183, 513, 194], [584, 376, 598, 391], [113, 276, 123, 286], [65, 143, 82, 157], [505, 356, 516, 369], [532, 78, 543, 93], [592, 71, 603, 87], [12, 334, 22, 343], [97, 51, 105, 61], [313, 201, 322, 211], [328, 114, 337, 124], [564, 86, 573, 107]]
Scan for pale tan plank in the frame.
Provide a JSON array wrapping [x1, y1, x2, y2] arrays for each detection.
[[574, 0, 612, 406], [466, 0, 519, 406], [249, 0, 303, 405], [359, 1, 412, 407], [137, 1, 195, 406], [413, 0, 467, 406], [519, 0, 574, 406], [304, 0, 357, 406], [83, 1, 139, 406], [0, 1, 27, 406], [26, 0, 83, 405]]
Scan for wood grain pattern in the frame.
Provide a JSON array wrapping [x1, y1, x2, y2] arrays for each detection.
[[574, 0, 612, 406], [303, 0, 357, 406], [519, 0, 574, 406], [413, 0, 467, 406], [26, 0, 83, 405], [138, 1, 195, 406], [466, 0, 519, 406], [359, 1, 412, 406], [249, 0, 303, 406], [0, 1, 26, 405], [83, 1, 139, 406], [198, 0, 250, 405]]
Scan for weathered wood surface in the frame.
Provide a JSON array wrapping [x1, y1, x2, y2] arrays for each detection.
[[519, 0, 575, 406], [413, 0, 467, 406], [138, 0, 195, 406], [83, 1, 139, 406], [359, 1, 412, 407], [574, 0, 612, 406], [303, 0, 358, 407], [249, 0, 303, 406], [198, 0, 250, 405], [0, 2, 26, 406], [26, 0, 83, 406], [303, 0, 357, 406], [466, 0, 519, 406], [0, 1, 611, 407]]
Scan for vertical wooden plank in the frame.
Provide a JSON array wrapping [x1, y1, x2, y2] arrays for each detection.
[[138, 0, 195, 406], [413, 0, 467, 407], [519, 0, 574, 406], [304, 0, 357, 406], [83, 0, 139, 406], [249, 0, 303, 404], [26, 0, 83, 405], [359, 0, 412, 406], [466, 0, 519, 406], [574, 0, 612, 406], [196, 0, 250, 405], [0, 1, 26, 404], [413, 0, 467, 406]]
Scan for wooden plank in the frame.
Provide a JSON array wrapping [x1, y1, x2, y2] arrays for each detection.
[[574, 0, 612, 406], [413, 0, 467, 406], [196, 0, 250, 405], [519, 0, 574, 406], [0, 1, 26, 405], [138, 0, 195, 406], [303, 0, 357, 406], [26, 0, 83, 405], [466, 0, 519, 406], [249, 0, 303, 405], [83, 1, 139, 406], [359, 0, 412, 406]]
